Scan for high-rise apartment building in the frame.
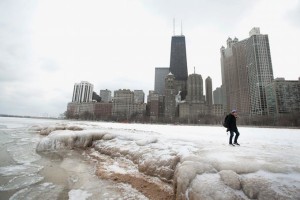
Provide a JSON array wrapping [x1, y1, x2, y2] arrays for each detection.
[[164, 73, 176, 120], [154, 67, 169, 95], [72, 81, 94, 103], [185, 74, 204, 103], [205, 76, 213, 107], [179, 73, 207, 119], [221, 38, 249, 115], [134, 90, 145, 104], [112, 89, 134, 119], [100, 89, 112, 102], [246, 28, 274, 115], [213, 87, 222, 105], [221, 27, 273, 115], [148, 91, 159, 120], [266, 78, 300, 114]]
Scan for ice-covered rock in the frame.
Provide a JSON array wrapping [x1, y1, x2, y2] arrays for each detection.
[[219, 170, 241, 190], [40, 125, 67, 135], [36, 130, 108, 151], [240, 176, 296, 200], [187, 173, 245, 200], [30, 124, 83, 135], [173, 160, 217, 200], [135, 137, 158, 146], [93, 139, 180, 182]]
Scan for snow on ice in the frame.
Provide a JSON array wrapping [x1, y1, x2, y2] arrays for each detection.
[[34, 121, 300, 199]]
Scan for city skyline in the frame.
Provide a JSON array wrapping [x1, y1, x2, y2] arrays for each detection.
[[1, 0, 300, 117]]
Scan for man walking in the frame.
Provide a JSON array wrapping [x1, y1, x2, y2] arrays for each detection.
[[227, 110, 240, 146]]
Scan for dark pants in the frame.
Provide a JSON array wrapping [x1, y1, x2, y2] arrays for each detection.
[[229, 130, 240, 144]]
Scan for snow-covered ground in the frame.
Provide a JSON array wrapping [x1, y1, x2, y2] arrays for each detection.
[[34, 121, 300, 200]]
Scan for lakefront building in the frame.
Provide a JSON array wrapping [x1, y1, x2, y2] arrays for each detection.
[[112, 89, 146, 120], [179, 73, 208, 119], [265, 78, 300, 115], [134, 90, 145, 104], [246, 28, 274, 115], [72, 81, 94, 103], [100, 89, 112, 102], [221, 27, 274, 116]]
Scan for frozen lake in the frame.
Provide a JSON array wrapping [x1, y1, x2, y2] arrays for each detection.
[[0, 117, 299, 199]]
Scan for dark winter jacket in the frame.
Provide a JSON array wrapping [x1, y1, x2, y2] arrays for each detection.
[[227, 114, 238, 132]]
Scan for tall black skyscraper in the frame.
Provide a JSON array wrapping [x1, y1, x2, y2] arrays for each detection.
[[169, 35, 188, 81]]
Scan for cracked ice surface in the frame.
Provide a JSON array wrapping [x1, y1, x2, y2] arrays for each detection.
[[35, 121, 300, 199]]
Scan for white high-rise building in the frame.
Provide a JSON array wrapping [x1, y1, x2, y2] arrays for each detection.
[[72, 81, 94, 103]]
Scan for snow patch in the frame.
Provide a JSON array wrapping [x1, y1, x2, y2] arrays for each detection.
[[68, 189, 92, 200]]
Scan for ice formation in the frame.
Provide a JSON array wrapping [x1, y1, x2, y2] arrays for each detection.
[[34, 122, 300, 199]]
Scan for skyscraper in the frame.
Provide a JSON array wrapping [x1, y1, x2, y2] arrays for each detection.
[[154, 67, 169, 95], [72, 81, 94, 103], [205, 76, 213, 107], [221, 27, 273, 115], [220, 38, 249, 115], [164, 73, 176, 120], [169, 35, 188, 81], [185, 74, 204, 103], [169, 35, 188, 99], [246, 28, 274, 115], [213, 87, 222, 105]]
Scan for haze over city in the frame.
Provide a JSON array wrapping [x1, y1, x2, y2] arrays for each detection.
[[1, 0, 300, 117]]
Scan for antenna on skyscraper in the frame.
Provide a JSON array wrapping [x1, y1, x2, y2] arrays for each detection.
[[173, 18, 175, 36], [181, 20, 183, 35]]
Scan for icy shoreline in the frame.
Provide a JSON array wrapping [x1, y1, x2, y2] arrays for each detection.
[[33, 122, 300, 200]]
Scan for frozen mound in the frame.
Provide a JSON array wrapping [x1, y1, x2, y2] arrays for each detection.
[[30, 124, 83, 135], [173, 160, 216, 199], [93, 138, 180, 182], [36, 130, 115, 152], [174, 160, 300, 200]]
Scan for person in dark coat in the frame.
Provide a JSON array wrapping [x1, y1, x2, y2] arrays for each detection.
[[227, 109, 240, 146]]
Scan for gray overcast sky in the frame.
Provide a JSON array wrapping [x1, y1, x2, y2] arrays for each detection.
[[1, 0, 299, 117]]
